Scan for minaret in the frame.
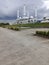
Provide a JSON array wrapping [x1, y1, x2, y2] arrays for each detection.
[[27, 11, 29, 18], [35, 9, 37, 22], [23, 4, 26, 18], [17, 9, 19, 19]]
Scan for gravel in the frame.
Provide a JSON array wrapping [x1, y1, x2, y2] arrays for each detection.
[[0, 28, 49, 65]]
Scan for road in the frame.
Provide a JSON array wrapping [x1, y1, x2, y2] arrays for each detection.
[[0, 28, 49, 65]]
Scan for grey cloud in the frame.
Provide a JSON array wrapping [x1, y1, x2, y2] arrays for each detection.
[[0, 0, 48, 19]]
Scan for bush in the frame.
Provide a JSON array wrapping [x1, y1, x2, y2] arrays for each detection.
[[10, 27, 13, 30], [36, 31, 44, 36], [39, 31, 43, 35], [36, 31, 39, 34], [36, 31, 48, 38], [9, 27, 20, 31], [42, 31, 46, 36], [2, 26, 6, 28], [14, 27, 20, 31], [47, 31, 49, 37]]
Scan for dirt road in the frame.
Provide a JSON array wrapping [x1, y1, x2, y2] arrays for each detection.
[[0, 28, 49, 65]]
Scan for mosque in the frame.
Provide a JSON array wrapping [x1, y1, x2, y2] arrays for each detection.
[[14, 4, 37, 24]]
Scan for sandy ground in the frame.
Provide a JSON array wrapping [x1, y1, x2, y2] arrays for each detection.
[[0, 28, 49, 65]]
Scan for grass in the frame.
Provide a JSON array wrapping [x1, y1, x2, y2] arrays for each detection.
[[36, 31, 49, 38], [13, 22, 49, 28], [0, 24, 20, 31], [0, 22, 49, 31], [8, 26, 20, 31], [1, 22, 49, 28]]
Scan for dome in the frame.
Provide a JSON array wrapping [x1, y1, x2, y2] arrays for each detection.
[[30, 16, 33, 18]]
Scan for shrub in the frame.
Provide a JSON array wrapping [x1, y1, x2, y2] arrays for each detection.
[[14, 27, 20, 31], [10, 27, 13, 30], [2, 26, 6, 28], [9, 27, 20, 31], [47, 31, 49, 37], [36, 31, 39, 34], [39, 31, 42, 35], [42, 31, 46, 36], [36, 31, 47, 37]]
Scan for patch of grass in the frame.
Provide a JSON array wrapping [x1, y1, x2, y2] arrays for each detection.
[[2, 25, 6, 28], [1, 22, 49, 31], [14, 27, 20, 31], [13, 22, 49, 28], [8, 27, 20, 31], [46, 31, 49, 37], [36, 31, 49, 38]]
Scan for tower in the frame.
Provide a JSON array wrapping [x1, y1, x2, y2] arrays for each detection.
[[23, 4, 26, 18], [27, 11, 29, 18], [17, 9, 19, 19], [35, 8, 37, 22]]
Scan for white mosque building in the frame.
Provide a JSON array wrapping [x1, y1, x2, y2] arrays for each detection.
[[15, 4, 37, 24]]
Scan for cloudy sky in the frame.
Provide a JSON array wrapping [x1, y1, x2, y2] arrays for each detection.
[[0, 0, 49, 19]]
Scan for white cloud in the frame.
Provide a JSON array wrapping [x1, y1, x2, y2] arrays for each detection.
[[44, 0, 49, 9]]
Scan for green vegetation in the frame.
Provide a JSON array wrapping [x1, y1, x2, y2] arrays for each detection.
[[0, 23, 9, 27], [8, 27, 20, 31], [13, 22, 49, 28], [0, 22, 49, 31], [0, 23, 9, 28], [0, 23, 20, 31], [36, 31, 49, 38], [0, 22, 49, 28]]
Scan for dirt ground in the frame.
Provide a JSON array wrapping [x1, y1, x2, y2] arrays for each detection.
[[0, 28, 49, 65]]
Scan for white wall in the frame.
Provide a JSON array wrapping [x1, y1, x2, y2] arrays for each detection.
[[41, 20, 49, 23]]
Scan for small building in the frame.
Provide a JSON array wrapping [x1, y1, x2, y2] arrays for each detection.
[[41, 17, 49, 23]]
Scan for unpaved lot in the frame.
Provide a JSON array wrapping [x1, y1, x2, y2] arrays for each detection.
[[0, 28, 49, 65]]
